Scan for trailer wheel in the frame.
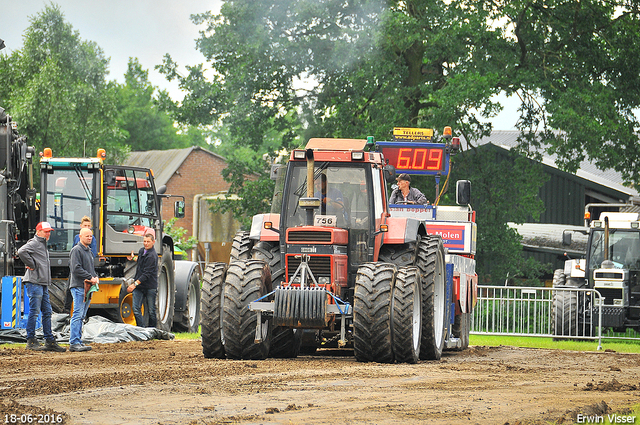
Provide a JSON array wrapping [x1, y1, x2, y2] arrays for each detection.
[[229, 230, 254, 262], [48, 279, 67, 313], [452, 313, 470, 350], [415, 235, 447, 360], [201, 263, 228, 359], [269, 328, 302, 358], [223, 260, 272, 360], [393, 266, 422, 364], [155, 244, 175, 332], [173, 264, 201, 333], [353, 262, 395, 363]]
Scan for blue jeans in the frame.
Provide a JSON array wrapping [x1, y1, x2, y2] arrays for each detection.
[[133, 287, 157, 328], [25, 283, 53, 341], [70, 287, 89, 345]]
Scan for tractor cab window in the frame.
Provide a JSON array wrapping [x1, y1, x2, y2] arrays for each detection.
[[105, 169, 156, 232], [588, 229, 640, 270], [283, 163, 373, 264], [284, 163, 369, 230], [44, 168, 94, 252]]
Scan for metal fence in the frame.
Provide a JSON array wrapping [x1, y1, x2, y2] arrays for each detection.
[[470, 285, 604, 350]]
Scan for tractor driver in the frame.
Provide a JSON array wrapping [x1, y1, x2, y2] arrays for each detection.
[[313, 173, 349, 224]]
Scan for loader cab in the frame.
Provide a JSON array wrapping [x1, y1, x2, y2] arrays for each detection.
[[40, 159, 163, 262], [103, 166, 162, 255], [40, 163, 99, 255]]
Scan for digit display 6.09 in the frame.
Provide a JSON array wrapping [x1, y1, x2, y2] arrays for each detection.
[[377, 142, 448, 175]]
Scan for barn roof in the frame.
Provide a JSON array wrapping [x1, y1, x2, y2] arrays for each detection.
[[468, 131, 638, 198], [124, 146, 226, 187]]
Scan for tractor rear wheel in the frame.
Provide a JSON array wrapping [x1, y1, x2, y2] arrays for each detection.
[[378, 243, 416, 268], [415, 236, 447, 360], [252, 241, 284, 285], [222, 260, 272, 360], [353, 262, 395, 363], [229, 231, 254, 262], [392, 266, 422, 364], [201, 263, 228, 359], [269, 328, 302, 358]]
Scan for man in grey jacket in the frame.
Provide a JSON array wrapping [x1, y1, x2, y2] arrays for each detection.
[[17, 222, 66, 352], [68, 227, 98, 352]]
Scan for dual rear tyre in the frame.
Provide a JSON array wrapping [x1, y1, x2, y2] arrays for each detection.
[[353, 263, 423, 364]]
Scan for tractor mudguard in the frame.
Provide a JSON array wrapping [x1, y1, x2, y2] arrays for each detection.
[[382, 217, 422, 244], [249, 213, 280, 242]]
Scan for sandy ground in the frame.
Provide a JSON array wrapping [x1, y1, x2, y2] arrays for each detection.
[[1, 340, 640, 424]]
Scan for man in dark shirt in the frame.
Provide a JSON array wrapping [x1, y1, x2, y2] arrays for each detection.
[[69, 227, 98, 352], [127, 232, 158, 328], [388, 173, 428, 205]]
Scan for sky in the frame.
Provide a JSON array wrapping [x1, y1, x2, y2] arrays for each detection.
[[1, 0, 222, 101], [0, 0, 518, 130]]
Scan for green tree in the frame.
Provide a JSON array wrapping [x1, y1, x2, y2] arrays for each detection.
[[164, 217, 198, 252], [159, 0, 640, 278], [0, 4, 128, 162], [114, 58, 207, 151]]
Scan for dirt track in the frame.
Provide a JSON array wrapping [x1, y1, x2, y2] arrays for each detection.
[[2, 340, 640, 424]]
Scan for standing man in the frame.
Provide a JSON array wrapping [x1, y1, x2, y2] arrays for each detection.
[[64, 216, 97, 313], [68, 227, 98, 352], [388, 173, 428, 205], [17, 221, 66, 352], [127, 232, 158, 328]]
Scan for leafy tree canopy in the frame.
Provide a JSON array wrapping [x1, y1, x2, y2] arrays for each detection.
[[160, 0, 640, 185], [114, 58, 207, 151], [0, 4, 128, 162], [157, 0, 640, 281]]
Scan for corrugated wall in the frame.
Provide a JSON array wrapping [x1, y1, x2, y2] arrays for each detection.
[[537, 168, 585, 226]]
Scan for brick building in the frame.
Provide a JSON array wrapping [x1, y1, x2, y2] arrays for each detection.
[[123, 146, 230, 238]]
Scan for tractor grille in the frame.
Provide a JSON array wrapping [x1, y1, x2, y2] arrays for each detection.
[[596, 287, 623, 304], [287, 230, 332, 243], [287, 255, 332, 280]]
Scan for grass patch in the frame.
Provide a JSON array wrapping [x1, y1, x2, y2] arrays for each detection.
[[173, 327, 201, 340], [470, 334, 640, 353]]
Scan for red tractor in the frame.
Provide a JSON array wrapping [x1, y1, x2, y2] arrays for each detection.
[[201, 128, 477, 362]]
